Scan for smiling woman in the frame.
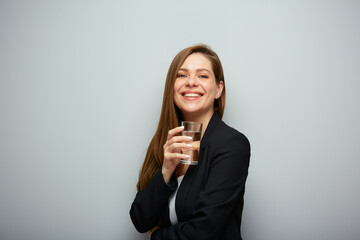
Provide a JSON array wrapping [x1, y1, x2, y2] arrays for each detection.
[[130, 44, 250, 240], [174, 53, 224, 129]]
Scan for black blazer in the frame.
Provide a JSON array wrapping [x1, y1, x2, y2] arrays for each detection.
[[130, 113, 251, 240]]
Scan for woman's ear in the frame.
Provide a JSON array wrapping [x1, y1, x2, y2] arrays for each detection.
[[215, 81, 224, 99]]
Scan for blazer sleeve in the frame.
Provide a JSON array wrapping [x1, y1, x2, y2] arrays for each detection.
[[150, 132, 250, 240], [130, 169, 178, 233]]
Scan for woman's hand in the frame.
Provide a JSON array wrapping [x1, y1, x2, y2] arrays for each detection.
[[147, 225, 160, 238], [162, 126, 192, 183]]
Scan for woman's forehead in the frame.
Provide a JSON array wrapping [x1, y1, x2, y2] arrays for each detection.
[[179, 53, 212, 71]]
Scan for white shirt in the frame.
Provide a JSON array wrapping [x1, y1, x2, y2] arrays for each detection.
[[168, 175, 184, 225]]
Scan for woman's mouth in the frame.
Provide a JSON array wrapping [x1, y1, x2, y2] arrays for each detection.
[[183, 93, 202, 97], [181, 92, 203, 100]]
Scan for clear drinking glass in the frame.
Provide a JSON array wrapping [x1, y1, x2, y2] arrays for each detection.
[[180, 121, 202, 165]]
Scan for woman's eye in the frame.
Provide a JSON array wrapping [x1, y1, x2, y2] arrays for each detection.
[[199, 75, 208, 79], [177, 74, 186, 78]]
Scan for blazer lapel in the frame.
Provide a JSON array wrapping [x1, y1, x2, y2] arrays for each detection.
[[199, 112, 221, 148]]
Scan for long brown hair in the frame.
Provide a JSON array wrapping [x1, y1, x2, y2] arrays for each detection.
[[136, 44, 226, 191]]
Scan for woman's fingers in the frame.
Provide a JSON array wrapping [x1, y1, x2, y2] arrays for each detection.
[[171, 135, 193, 143], [164, 152, 190, 161], [148, 225, 160, 237], [166, 142, 193, 153], [167, 126, 184, 141], [164, 135, 192, 149], [162, 126, 193, 178]]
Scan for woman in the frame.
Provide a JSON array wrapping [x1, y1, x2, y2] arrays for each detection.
[[130, 44, 250, 239]]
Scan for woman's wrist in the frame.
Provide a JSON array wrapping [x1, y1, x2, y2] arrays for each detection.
[[161, 166, 172, 184]]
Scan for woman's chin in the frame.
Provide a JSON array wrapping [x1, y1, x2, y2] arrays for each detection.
[[180, 108, 213, 119]]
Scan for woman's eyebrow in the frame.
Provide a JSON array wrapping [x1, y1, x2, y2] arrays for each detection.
[[178, 68, 211, 73]]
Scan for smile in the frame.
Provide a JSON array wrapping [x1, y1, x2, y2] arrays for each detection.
[[183, 93, 202, 97], [181, 91, 204, 98]]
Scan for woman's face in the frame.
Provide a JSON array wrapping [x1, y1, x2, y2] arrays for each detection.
[[174, 53, 223, 120]]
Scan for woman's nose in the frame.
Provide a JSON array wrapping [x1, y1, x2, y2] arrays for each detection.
[[185, 74, 198, 87]]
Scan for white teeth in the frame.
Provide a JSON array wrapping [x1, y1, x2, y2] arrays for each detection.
[[184, 93, 201, 97]]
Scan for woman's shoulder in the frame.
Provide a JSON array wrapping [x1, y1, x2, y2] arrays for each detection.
[[214, 120, 250, 147], [207, 120, 251, 167]]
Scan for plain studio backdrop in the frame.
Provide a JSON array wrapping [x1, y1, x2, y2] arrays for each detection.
[[1, 1, 359, 239]]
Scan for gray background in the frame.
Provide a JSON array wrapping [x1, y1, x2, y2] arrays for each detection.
[[1, 0, 359, 239]]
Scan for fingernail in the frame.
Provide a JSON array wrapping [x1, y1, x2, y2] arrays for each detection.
[[187, 144, 193, 147], [186, 136, 192, 140], [179, 126, 184, 128], [185, 155, 190, 158]]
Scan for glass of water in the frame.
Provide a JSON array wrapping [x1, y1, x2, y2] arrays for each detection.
[[180, 121, 202, 165]]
